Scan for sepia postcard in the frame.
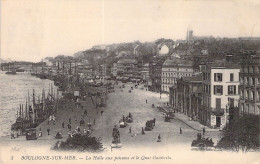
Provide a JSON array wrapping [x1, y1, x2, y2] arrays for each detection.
[[0, 0, 259, 163]]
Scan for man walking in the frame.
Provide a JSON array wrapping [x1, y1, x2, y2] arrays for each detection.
[[47, 128, 50, 135], [157, 134, 161, 142], [203, 127, 205, 135], [141, 127, 145, 135]]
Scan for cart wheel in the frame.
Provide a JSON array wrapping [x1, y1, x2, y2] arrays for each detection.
[[197, 143, 206, 151]]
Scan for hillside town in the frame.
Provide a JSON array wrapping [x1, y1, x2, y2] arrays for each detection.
[[1, 30, 260, 152]]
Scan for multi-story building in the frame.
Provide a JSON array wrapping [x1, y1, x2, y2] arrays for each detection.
[[201, 59, 240, 129], [99, 64, 111, 78], [111, 63, 117, 77], [170, 74, 202, 120], [141, 63, 149, 82], [161, 58, 194, 93], [148, 57, 166, 92], [117, 59, 138, 78], [239, 53, 260, 115]]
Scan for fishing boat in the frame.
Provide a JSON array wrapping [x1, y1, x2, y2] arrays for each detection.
[[11, 87, 58, 135]]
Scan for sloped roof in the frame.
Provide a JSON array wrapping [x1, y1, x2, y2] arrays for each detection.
[[207, 59, 240, 69], [117, 59, 137, 64], [163, 58, 193, 67]]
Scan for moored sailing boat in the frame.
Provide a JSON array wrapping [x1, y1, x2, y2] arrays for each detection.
[[11, 85, 57, 135]]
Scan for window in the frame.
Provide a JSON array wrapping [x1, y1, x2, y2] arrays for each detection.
[[230, 73, 234, 82], [214, 73, 222, 82], [249, 77, 253, 85], [249, 66, 254, 73], [244, 67, 248, 73], [252, 91, 255, 100], [214, 85, 223, 95], [240, 77, 244, 84], [228, 85, 236, 95], [246, 90, 249, 99], [205, 85, 209, 93], [228, 98, 234, 108], [216, 98, 221, 110]]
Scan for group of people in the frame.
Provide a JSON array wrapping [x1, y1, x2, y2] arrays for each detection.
[[48, 114, 56, 125]]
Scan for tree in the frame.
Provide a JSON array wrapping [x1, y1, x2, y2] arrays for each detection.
[[53, 133, 103, 152], [217, 114, 259, 152]]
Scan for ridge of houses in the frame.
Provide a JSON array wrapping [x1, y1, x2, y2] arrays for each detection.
[[1, 44, 259, 130]]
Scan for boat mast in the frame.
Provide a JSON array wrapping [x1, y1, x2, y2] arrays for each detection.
[[25, 98, 28, 120], [42, 88, 45, 112]]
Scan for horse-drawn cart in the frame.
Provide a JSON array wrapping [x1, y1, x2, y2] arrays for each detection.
[[191, 134, 214, 150]]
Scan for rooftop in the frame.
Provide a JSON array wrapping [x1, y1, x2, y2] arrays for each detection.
[[182, 73, 202, 82], [117, 59, 137, 64], [163, 58, 193, 67], [207, 59, 240, 69]]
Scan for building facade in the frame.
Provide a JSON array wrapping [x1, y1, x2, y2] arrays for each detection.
[[111, 63, 117, 77], [117, 59, 138, 78], [141, 63, 149, 82], [201, 60, 240, 129], [148, 57, 165, 92], [161, 58, 194, 93], [239, 54, 260, 115], [170, 74, 202, 121]]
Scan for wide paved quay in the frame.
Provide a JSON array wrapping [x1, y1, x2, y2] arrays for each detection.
[[0, 81, 220, 151], [1, 82, 259, 164]]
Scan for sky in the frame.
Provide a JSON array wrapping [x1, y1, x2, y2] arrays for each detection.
[[1, 0, 260, 62]]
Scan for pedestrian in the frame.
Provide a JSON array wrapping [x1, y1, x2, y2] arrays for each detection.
[[146, 99, 147, 104], [203, 127, 205, 135], [62, 122, 65, 128], [47, 128, 50, 135], [180, 127, 182, 134], [11, 131, 15, 139], [39, 129, 42, 137], [69, 117, 71, 124], [142, 127, 145, 135], [94, 119, 95, 125], [157, 134, 161, 142], [67, 124, 71, 131], [153, 118, 156, 126], [129, 127, 131, 133]]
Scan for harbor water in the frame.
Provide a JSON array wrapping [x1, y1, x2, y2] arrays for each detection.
[[0, 71, 56, 137]]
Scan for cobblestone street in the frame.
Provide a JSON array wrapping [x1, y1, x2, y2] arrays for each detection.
[[91, 82, 221, 151]]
